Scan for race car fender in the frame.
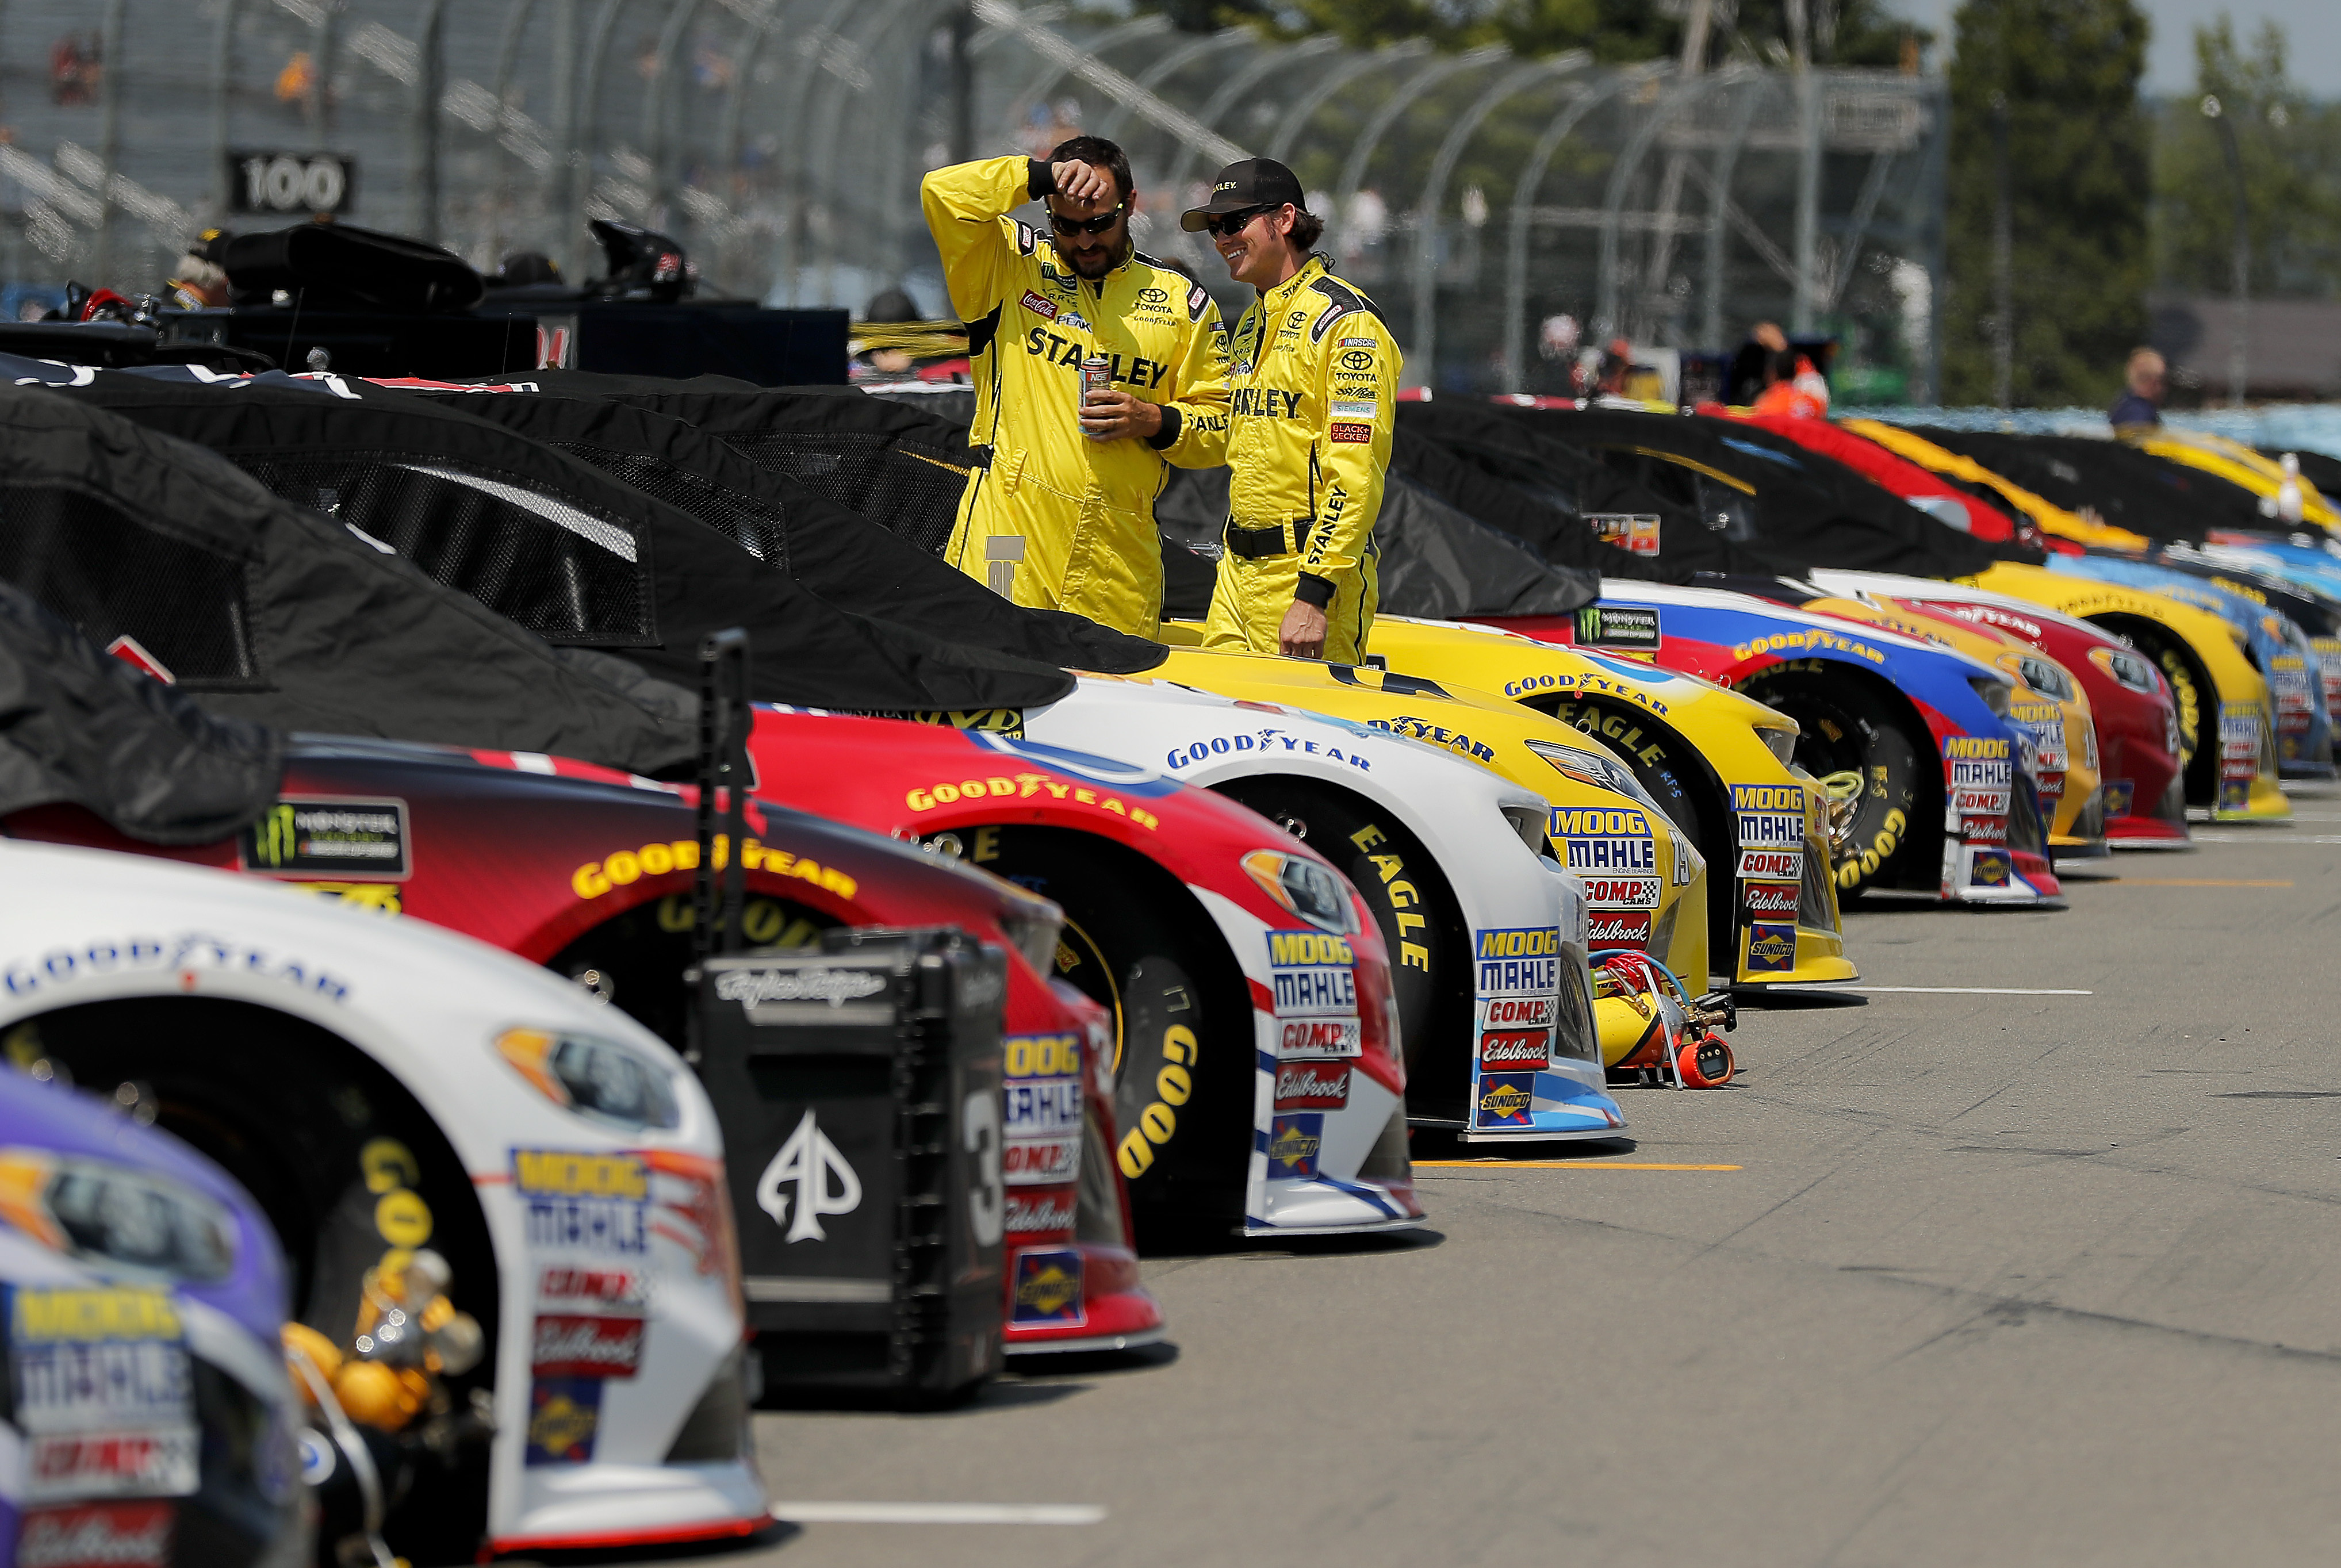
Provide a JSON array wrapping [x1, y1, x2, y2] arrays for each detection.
[[0, 841, 765, 1558], [1971, 561, 2289, 821], [1362, 614, 1856, 990], [1810, 569, 2190, 848], [742, 710, 1434, 1232], [1492, 582, 2064, 905]]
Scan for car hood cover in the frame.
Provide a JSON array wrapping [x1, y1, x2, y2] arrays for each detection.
[[0, 578, 283, 844], [53, 374, 1079, 711], [1900, 428, 2270, 542], [402, 385, 1166, 676], [0, 380, 706, 774]]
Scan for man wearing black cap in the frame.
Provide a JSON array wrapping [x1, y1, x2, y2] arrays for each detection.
[[1183, 158, 1399, 662], [919, 138, 1231, 637]]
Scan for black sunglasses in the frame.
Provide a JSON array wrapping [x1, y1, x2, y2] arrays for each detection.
[[1204, 205, 1275, 237], [1048, 205, 1126, 237]]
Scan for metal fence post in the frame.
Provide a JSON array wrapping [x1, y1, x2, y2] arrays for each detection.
[[93, 0, 127, 285]]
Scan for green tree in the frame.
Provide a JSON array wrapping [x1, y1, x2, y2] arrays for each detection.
[[1941, 0, 2151, 407], [2150, 18, 2341, 300]]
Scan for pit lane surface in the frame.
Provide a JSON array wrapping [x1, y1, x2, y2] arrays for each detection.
[[658, 794, 2341, 1567]]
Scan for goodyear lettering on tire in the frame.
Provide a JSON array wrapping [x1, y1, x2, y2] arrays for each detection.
[[1117, 1023, 1198, 1179]]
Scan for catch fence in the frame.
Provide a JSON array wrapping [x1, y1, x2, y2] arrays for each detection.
[[0, 0, 1945, 397]]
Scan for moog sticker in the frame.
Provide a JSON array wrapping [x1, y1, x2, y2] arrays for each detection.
[[1476, 927, 1558, 996], [1731, 784, 1804, 850], [9, 1286, 197, 1503], [1266, 931, 1361, 1059], [512, 1150, 649, 1257], [1551, 807, 1656, 873]]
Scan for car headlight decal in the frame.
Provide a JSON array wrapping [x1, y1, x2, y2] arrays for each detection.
[[1240, 849, 1360, 936], [495, 1028, 681, 1130]]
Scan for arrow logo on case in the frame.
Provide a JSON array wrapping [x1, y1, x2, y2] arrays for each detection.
[[757, 1110, 863, 1242]]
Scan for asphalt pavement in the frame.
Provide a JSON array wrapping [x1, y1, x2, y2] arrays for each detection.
[[639, 788, 2341, 1568]]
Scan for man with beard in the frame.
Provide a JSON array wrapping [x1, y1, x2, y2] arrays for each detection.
[[1184, 158, 1397, 662], [921, 137, 1230, 637]]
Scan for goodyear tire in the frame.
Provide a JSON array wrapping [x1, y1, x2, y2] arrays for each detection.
[[2094, 617, 2212, 805], [7, 998, 497, 1565], [1523, 694, 1733, 964], [944, 827, 1251, 1240], [1209, 780, 1474, 1124], [1734, 665, 1925, 900], [549, 892, 836, 1048]]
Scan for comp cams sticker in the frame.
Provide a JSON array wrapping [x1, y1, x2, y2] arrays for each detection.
[[1265, 931, 1360, 1059]]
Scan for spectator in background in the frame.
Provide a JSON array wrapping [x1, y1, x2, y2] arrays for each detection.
[[2109, 348, 2165, 427], [1729, 321, 1789, 405]]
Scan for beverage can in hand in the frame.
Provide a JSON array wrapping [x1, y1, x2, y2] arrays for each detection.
[[1081, 355, 1113, 402]]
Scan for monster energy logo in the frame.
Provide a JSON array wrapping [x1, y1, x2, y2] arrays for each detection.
[[239, 797, 409, 879], [1572, 604, 1662, 651]]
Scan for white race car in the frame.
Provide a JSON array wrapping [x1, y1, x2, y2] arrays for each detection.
[[0, 841, 765, 1561]]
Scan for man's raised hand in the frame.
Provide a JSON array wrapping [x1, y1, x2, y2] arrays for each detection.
[[1050, 160, 1116, 210]]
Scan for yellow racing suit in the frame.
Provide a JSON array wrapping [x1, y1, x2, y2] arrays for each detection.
[[921, 156, 1231, 638], [1199, 253, 1399, 664]]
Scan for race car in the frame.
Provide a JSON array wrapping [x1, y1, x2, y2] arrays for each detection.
[[747, 707, 1619, 1179], [0, 517, 1156, 1349], [2040, 551, 2334, 779], [1730, 415, 2328, 788], [1210, 616, 1857, 991], [0, 838, 767, 1561], [0, 378, 1453, 1239], [2124, 425, 2339, 532], [0, 1068, 309, 1567], [1804, 570, 2190, 847], [1492, 581, 2064, 904]]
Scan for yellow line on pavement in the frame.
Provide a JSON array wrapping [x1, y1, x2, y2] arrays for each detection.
[[2104, 878, 2293, 887], [1415, 1161, 1742, 1171]]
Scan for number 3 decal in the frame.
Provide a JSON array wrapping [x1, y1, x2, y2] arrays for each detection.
[[963, 1090, 1003, 1245]]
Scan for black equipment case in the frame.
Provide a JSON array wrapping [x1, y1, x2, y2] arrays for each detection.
[[695, 931, 1008, 1404]]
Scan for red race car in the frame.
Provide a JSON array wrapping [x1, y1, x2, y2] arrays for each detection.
[[1719, 414, 2187, 845], [0, 585, 1160, 1356]]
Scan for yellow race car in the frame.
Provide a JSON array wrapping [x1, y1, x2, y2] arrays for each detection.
[[1158, 623, 1857, 996], [2124, 426, 2340, 532], [1343, 618, 1856, 990], [1839, 423, 2288, 822]]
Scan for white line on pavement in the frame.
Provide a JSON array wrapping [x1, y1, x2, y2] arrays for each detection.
[[772, 1501, 1107, 1525], [1803, 986, 2094, 995], [2190, 833, 2341, 844]]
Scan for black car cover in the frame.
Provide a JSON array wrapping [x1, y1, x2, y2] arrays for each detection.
[[460, 377, 983, 557], [0, 579, 283, 844], [1469, 405, 2017, 579], [1903, 429, 2269, 541], [53, 375, 1079, 710], [0, 383, 703, 773], [400, 388, 1166, 676]]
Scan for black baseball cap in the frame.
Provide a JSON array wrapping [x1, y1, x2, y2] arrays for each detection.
[[1180, 158, 1306, 232]]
